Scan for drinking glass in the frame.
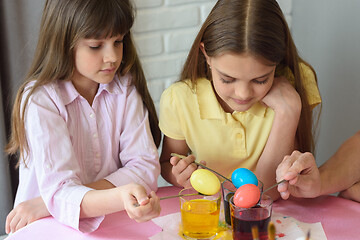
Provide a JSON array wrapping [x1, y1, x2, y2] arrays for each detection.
[[180, 188, 221, 239], [221, 180, 263, 225], [230, 194, 272, 240]]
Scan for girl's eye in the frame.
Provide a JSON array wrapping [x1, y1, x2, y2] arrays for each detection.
[[253, 78, 269, 85], [89, 45, 101, 50], [220, 78, 235, 84], [114, 40, 124, 46]]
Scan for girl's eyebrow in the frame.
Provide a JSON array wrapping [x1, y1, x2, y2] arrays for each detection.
[[217, 69, 274, 80], [85, 35, 124, 41], [84, 39, 102, 43]]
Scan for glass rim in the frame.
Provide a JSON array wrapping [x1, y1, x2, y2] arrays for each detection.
[[221, 180, 264, 192], [179, 187, 221, 201], [229, 194, 273, 209]]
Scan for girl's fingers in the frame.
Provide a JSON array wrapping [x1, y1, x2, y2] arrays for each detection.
[[123, 184, 148, 207], [170, 156, 181, 167], [177, 156, 196, 171], [149, 191, 160, 203], [5, 210, 16, 234], [170, 156, 197, 186], [148, 191, 161, 214], [15, 218, 28, 233], [199, 160, 207, 166], [171, 158, 188, 175], [132, 188, 150, 206], [128, 192, 160, 222], [9, 214, 21, 234], [176, 163, 197, 186]]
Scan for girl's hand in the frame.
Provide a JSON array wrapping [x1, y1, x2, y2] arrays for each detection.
[[170, 155, 199, 188], [121, 183, 161, 222], [5, 197, 50, 234], [261, 76, 301, 115]]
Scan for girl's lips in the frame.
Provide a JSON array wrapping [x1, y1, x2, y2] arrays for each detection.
[[233, 98, 252, 105], [101, 68, 116, 73]]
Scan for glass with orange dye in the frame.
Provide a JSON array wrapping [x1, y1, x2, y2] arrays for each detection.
[[180, 188, 221, 239]]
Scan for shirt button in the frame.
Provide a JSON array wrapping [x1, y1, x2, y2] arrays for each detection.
[[90, 113, 94, 118], [96, 153, 100, 158], [236, 133, 242, 139], [93, 133, 98, 138]]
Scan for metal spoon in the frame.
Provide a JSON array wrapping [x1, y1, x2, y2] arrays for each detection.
[[133, 192, 201, 207], [262, 179, 287, 195], [255, 178, 290, 206]]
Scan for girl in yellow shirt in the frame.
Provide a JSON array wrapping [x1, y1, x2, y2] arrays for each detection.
[[159, 0, 321, 200]]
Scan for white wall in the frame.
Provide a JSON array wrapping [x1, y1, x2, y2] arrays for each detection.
[[132, 0, 217, 112], [291, 0, 360, 166]]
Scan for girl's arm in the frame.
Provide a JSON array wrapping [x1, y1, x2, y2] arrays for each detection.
[[79, 183, 160, 221], [6, 179, 121, 234], [160, 136, 197, 188], [5, 197, 50, 234], [5, 181, 159, 234], [255, 76, 302, 200], [158, 83, 204, 188], [85, 179, 115, 190], [102, 86, 160, 194]]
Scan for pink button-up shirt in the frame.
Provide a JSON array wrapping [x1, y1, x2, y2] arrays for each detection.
[[14, 74, 160, 232]]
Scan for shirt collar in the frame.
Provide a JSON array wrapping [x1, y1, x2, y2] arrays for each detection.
[[58, 74, 128, 105], [196, 78, 223, 119], [196, 78, 267, 119], [233, 102, 267, 118]]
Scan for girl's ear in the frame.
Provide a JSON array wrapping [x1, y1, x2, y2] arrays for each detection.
[[200, 42, 211, 66]]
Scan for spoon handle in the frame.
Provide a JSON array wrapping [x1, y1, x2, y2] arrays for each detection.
[[254, 179, 287, 207], [160, 193, 199, 200], [133, 193, 199, 207], [262, 172, 302, 194], [262, 179, 287, 194], [194, 162, 232, 183], [170, 153, 233, 183]]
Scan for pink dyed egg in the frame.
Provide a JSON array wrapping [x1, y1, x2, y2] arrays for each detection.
[[233, 184, 261, 208]]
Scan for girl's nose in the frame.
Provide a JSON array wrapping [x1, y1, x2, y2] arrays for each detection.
[[103, 47, 117, 63], [235, 83, 252, 100]]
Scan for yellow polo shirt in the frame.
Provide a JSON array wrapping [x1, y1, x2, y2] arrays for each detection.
[[159, 64, 321, 178]]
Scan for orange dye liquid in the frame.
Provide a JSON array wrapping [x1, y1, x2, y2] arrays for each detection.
[[181, 199, 220, 239]]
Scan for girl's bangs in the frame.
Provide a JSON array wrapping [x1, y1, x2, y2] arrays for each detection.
[[81, 1, 133, 39]]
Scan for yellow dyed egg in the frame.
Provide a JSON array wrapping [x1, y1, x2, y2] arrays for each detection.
[[190, 169, 220, 195]]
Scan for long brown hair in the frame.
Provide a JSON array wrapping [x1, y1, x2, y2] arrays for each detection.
[[6, 0, 161, 164], [181, 0, 320, 153]]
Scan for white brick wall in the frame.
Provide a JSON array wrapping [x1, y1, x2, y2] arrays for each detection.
[[133, 0, 217, 107], [132, 0, 293, 186]]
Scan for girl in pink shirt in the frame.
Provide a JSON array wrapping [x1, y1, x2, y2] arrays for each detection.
[[5, 0, 161, 234]]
